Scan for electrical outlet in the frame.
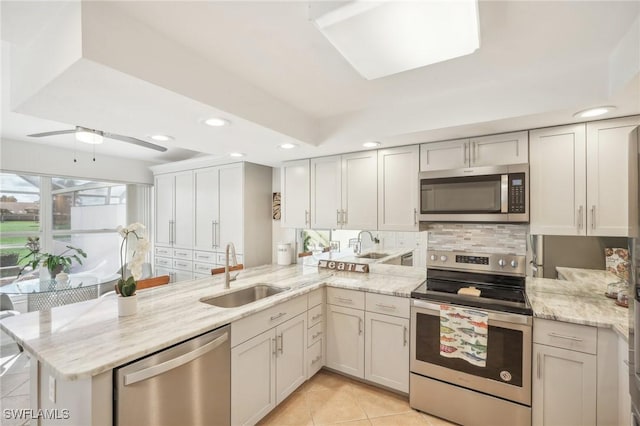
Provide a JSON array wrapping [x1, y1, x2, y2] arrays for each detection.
[[49, 376, 56, 403]]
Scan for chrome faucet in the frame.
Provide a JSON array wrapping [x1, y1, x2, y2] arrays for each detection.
[[224, 242, 239, 289], [355, 231, 380, 255]]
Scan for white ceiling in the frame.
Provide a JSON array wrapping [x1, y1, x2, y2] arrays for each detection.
[[1, 1, 639, 167]]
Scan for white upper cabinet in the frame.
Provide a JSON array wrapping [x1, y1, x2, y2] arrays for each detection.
[[420, 139, 469, 171], [341, 151, 378, 230], [281, 160, 310, 229], [218, 164, 244, 253], [194, 167, 219, 251], [586, 117, 639, 237], [420, 131, 528, 171], [155, 171, 193, 249], [469, 131, 529, 167], [531, 116, 640, 237], [530, 124, 587, 236], [155, 173, 175, 246], [378, 145, 419, 231], [310, 156, 342, 229]]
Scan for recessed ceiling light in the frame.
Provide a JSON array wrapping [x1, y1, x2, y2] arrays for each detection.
[[363, 141, 381, 148], [204, 118, 230, 127], [279, 143, 298, 149], [150, 134, 173, 142], [229, 152, 245, 158], [573, 106, 616, 118]]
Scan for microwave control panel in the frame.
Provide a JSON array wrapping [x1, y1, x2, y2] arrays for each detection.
[[508, 173, 526, 213]]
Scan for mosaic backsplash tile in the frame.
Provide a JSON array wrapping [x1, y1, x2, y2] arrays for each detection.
[[426, 223, 528, 255]]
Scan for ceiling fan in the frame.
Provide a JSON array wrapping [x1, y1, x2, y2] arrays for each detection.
[[27, 126, 168, 152]]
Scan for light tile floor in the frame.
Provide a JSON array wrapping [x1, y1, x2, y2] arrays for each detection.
[[258, 370, 457, 426], [1, 340, 31, 426]]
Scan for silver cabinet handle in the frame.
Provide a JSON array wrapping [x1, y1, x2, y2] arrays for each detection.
[[311, 313, 322, 321], [335, 297, 353, 304], [211, 220, 216, 248], [278, 334, 283, 355], [343, 209, 348, 225], [578, 206, 583, 230], [341, 209, 346, 226], [548, 332, 583, 342], [270, 312, 287, 321], [168, 221, 174, 244], [376, 303, 396, 310], [591, 205, 596, 230], [463, 143, 467, 164], [414, 208, 417, 225], [403, 326, 408, 347], [537, 353, 541, 379], [358, 317, 363, 335], [124, 332, 228, 385], [312, 331, 323, 340], [336, 209, 341, 226], [304, 210, 310, 227], [311, 355, 322, 365]]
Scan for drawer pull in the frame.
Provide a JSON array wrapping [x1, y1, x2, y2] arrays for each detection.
[[358, 318, 363, 335], [548, 332, 583, 342], [376, 303, 396, 310], [272, 338, 277, 356], [311, 355, 322, 365], [403, 326, 407, 346], [537, 353, 541, 379], [312, 331, 323, 340], [270, 312, 287, 321], [335, 297, 353, 304], [311, 313, 322, 321]]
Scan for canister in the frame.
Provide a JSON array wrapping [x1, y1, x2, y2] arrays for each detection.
[[277, 242, 292, 265]]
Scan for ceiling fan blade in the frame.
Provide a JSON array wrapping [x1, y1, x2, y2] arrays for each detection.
[[103, 132, 168, 152], [27, 130, 75, 137]]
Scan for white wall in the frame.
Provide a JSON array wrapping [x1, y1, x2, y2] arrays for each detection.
[[0, 138, 155, 184]]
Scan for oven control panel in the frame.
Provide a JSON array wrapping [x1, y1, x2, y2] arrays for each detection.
[[427, 250, 526, 276]]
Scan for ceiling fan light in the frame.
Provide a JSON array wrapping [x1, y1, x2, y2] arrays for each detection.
[[75, 130, 103, 145]]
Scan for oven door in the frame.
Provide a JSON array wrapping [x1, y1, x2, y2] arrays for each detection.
[[411, 299, 532, 405]]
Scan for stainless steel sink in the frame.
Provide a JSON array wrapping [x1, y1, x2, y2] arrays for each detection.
[[356, 252, 389, 259], [201, 284, 289, 308]]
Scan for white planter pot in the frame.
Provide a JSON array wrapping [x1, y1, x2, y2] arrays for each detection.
[[118, 295, 138, 317]]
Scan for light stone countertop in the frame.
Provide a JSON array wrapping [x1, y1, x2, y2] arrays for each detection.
[[301, 247, 414, 267], [527, 267, 629, 341], [0, 263, 425, 380]]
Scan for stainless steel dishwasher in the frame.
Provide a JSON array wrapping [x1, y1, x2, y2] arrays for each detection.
[[115, 325, 230, 426]]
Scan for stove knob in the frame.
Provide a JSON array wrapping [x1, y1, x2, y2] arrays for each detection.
[[430, 255, 437, 261], [498, 259, 506, 268], [510, 260, 519, 268], [440, 255, 448, 262]]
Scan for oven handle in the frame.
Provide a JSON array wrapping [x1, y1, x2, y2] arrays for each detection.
[[411, 299, 532, 326]]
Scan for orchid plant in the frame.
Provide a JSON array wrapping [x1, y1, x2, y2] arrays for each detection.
[[114, 223, 150, 297]]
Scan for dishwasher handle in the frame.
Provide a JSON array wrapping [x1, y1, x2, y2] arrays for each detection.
[[124, 331, 229, 386]]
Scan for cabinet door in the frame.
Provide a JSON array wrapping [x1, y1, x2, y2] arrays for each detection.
[[586, 117, 640, 237], [281, 160, 310, 228], [364, 312, 409, 392], [326, 304, 364, 378], [470, 131, 528, 166], [419, 139, 469, 171], [275, 313, 306, 404], [310, 156, 342, 229], [378, 145, 419, 231], [618, 335, 631, 426], [530, 124, 587, 235], [219, 164, 244, 252], [532, 344, 596, 426], [155, 174, 175, 246], [341, 151, 377, 230], [173, 172, 194, 249], [231, 329, 276, 426], [194, 167, 219, 251]]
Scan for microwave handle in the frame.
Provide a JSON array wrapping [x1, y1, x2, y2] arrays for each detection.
[[501, 175, 509, 213]]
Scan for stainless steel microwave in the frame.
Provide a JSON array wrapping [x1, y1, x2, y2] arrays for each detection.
[[419, 164, 529, 223]]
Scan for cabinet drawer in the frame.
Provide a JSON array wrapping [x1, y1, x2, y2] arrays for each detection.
[[366, 293, 410, 318], [193, 251, 217, 263], [308, 304, 324, 328], [232, 295, 307, 347], [327, 288, 364, 310], [307, 340, 323, 378], [534, 318, 597, 354], [308, 288, 325, 308], [155, 246, 172, 257], [173, 249, 193, 260], [193, 262, 214, 274], [155, 256, 172, 268], [173, 259, 193, 272], [308, 322, 324, 347]]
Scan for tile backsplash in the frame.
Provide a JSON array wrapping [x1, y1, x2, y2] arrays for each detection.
[[426, 223, 528, 255]]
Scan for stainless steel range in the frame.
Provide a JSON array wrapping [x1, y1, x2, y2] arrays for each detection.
[[410, 250, 532, 426]]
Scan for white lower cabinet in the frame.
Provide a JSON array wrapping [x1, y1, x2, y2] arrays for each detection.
[[364, 311, 409, 392], [307, 289, 325, 379], [326, 304, 365, 378]]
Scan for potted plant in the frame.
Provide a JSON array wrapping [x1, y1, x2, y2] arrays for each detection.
[[114, 223, 150, 316], [18, 237, 87, 281]]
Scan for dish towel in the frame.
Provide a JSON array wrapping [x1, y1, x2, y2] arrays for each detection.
[[440, 304, 489, 367]]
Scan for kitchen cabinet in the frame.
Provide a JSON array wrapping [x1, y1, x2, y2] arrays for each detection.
[[530, 116, 640, 237], [155, 171, 193, 249], [364, 312, 409, 392], [532, 319, 597, 426], [378, 145, 419, 231], [617, 334, 631, 426], [309, 151, 377, 230], [326, 303, 365, 378], [307, 288, 325, 378], [281, 159, 310, 228], [420, 131, 528, 171]]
